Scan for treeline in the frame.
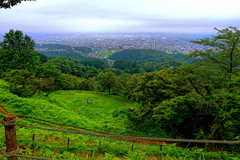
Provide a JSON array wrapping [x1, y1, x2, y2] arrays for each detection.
[[111, 27, 240, 151], [35, 44, 93, 60], [0, 27, 240, 151], [0, 30, 95, 97], [37, 44, 191, 73]]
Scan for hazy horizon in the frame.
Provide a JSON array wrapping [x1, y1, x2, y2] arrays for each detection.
[[1, 0, 240, 34]]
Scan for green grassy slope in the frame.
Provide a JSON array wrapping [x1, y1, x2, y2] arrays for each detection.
[[0, 79, 131, 134], [0, 79, 238, 160]]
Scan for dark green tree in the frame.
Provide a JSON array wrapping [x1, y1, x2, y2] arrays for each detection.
[[96, 72, 116, 95], [188, 26, 240, 85], [152, 27, 240, 149], [0, 29, 40, 74], [3, 69, 39, 97]]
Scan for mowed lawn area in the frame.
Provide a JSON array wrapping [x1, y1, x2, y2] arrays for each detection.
[[48, 91, 132, 134]]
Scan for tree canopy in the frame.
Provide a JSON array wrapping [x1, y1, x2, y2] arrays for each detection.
[[0, 29, 40, 73], [125, 27, 240, 150]]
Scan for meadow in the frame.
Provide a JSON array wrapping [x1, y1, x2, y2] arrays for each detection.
[[0, 80, 239, 159]]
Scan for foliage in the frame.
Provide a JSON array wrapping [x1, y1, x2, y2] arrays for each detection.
[[0, 79, 239, 159], [80, 59, 109, 70], [3, 69, 40, 97], [125, 27, 240, 151], [35, 43, 92, 54], [73, 46, 93, 54], [38, 51, 87, 60], [0, 82, 130, 134], [0, 27, 240, 158], [126, 69, 176, 105], [1, 121, 238, 160], [37, 52, 49, 63], [96, 72, 117, 95], [0, 29, 40, 74], [35, 43, 73, 51], [188, 26, 240, 83], [112, 60, 141, 74], [48, 57, 99, 78], [110, 49, 185, 65]]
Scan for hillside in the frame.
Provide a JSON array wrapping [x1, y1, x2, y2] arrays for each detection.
[[0, 79, 132, 134], [0, 79, 238, 160], [35, 44, 92, 54], [35, 44, 93, 61], [109, 49, 186, 63]]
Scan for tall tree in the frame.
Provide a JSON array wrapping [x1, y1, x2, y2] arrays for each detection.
[[0, 29, 40, 74], [152, 27, 240, 148], [96, 72, 116, 95], [188, 26, 240, 86]]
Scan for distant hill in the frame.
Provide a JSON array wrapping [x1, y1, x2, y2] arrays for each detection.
[[109, 49, 187, 63], [37, 51, 88, 60], [35, 44, 92, 54]]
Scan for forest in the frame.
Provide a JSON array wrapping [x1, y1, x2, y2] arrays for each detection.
[[0, 27, 240, 158]]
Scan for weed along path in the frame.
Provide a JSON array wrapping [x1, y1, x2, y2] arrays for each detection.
[[0, 105, 106, 134]]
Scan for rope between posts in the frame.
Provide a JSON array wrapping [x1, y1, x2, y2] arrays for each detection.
[[17, 123, 240, 144]]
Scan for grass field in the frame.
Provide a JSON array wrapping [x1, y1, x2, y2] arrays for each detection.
[[0, 83, 133, 135], [0, 80, 239, 159], [47, 90, 132, 134], [100, 48, 113, 57]]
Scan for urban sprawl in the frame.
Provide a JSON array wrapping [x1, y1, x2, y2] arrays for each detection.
[[28, 33, 211, 58]]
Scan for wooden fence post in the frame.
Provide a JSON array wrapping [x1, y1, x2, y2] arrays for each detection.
[[131, 144, 134, 151], [159, 144, 162, 152], [98, 141, 101, 152], [32, 134, 35, 149], [67, 138, 70, 151], [3, 113, 18, 160]]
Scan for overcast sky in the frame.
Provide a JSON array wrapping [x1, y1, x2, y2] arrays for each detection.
[[0, 0, 240, 34]]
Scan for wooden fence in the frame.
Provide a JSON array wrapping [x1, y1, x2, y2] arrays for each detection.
[[1, 113, 240, 160]]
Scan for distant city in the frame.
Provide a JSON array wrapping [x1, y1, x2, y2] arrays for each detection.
[[1, 32, 213, 58]]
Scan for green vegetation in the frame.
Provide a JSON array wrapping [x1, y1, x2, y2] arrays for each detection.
[[80, 59, 109, 70], [0, 29, 40, 73], [35, 44, 92, 61], [110, 49, 185, 64], [1, 121, 235, 160], [0, 83, 238, 159], [0, 82, 129, 134], [35, 44, 92, 54], [109, 49, 186, 72], [38, 51, 88, 60], [0, 27, 240, 159], [101, 48, 112, 57]]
